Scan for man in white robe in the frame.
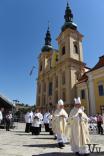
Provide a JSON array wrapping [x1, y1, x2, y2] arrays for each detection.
[[25, 110, 33, 133], [68, 97, 90, 156], [43, 110, 50, 132], [52, 99, 68, 148], [32, 110, 41, 135]]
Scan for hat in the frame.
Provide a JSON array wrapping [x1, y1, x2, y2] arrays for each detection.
[[58, 99, 64, 106], [74, 97, 81, 105]]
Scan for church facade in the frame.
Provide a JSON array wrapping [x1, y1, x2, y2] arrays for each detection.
[[36, 3, 88, 112]]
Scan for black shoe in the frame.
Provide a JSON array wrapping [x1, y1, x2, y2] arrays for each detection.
[[54, 136, 57, 140], [58, 142, 64, 149], [75, 152, 80, 156], [83, 154, 90, 156]]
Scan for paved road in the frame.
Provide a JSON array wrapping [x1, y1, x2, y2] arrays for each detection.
[[0, 123, 104, 156]]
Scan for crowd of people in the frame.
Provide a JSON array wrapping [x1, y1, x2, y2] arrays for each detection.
[[24, 97, 104, 156], [0, 97, 104, 156]]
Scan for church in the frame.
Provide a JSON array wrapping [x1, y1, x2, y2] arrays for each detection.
[[36, 2, 89, 112]]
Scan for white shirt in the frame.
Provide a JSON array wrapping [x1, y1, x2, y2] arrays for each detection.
[[0, 111, 3, 120], [6, 113, 12, 120], [32, 113, 40, 127], [43, 112, 50, 124], [30, 111, 33, 123], [25, 112, 32, 123]]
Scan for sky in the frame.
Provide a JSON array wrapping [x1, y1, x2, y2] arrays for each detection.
[[0, 0, 104, 105]]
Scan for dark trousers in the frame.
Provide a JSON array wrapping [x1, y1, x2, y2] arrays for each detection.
[[39, 124, 41, 132], [6, 120, 10, 131], [44, 124, 49, 132], [97, 122, 103, 134], [49, 128, 54, 135], [32, 127, 40, 135], [25, 123, 31, 133]]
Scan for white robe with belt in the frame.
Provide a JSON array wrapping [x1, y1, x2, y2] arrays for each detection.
[[52, 108, 68, 143], [68, 107, 90, 154]]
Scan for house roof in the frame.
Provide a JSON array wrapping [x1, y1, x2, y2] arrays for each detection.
[[89, 55, 104, 72], [0, 94, 15, 108], [77, 55, 104, 85]]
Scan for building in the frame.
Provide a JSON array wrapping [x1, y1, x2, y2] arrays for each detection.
[[36, 3, 88, 111], [77, 55, 104, 115], [0, 94, 15, 111]]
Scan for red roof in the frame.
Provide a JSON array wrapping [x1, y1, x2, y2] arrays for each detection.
[[77, 55, 104, 85], [90, 55, 104, 71]]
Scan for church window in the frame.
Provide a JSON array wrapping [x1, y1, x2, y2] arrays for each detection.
[[55, 91, 58, 103], [81, 89, 86, 99], [40, 63, 42, 71], [43, 95, 46, 105], [43, 82, 46, 92], [98, 84, 104, 96], [38, 97, 40, 106], [62, 46, 65, 55], [62, 89, 66, 102], [49, 82, 52, 96], [74, 42, 78, 54], [38, 84, 41, 93], [62, 72, 65, 85]]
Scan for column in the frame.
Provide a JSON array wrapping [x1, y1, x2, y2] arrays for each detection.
[[52, 75, 56, 106], [65, 67, 71, 104], [40, 81, 43, 108], [88, 74, 96, 115], [46, 78, 49, 106], [36, 80, 39, 106]]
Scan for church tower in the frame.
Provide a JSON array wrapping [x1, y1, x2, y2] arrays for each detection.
[[36, 2, 85, 111], [56, 2, 85, 104], [36, 26, 56, 109]]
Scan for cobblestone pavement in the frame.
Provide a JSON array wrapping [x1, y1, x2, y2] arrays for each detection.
[[0, 123, 104, 156]]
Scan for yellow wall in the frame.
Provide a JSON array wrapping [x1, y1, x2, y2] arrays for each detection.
[[77, 83, 89, 114], [93, 76, 104, 113]]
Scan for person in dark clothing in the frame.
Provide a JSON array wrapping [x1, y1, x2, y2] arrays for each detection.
[[97, 113, 103, 135], [5, 112, 12, 131]]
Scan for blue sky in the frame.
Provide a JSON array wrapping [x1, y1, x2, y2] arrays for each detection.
[[0, 0, 104, 105]]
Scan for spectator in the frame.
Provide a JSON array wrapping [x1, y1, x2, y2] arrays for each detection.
[[96, 113, 103, 135], [5, 111, 12, 131]]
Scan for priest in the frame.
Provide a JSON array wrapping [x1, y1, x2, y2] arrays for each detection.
[[68, 97, 90, 156], [52, 99, 68, 148]]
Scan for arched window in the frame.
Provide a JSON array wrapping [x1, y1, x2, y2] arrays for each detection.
[[43, 82, 46, 92], [62, 89, 66, 102], [74, 43, 78, 54], [55, 91, 58, 103], [38, 96, 40, 106], [43, 95, 46, 105], [98, 84, 104, 96], [81, 89, 86, 99], [62, 71, 65, 85], [38, 84, 41, 93], [62, 46, 65, 55], [40, 63, 42, 71], [49, 82, 52, 96]]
